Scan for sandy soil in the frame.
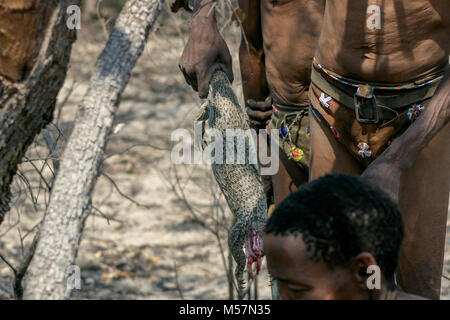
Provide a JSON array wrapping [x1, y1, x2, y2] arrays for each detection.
[[0, 3, 448, 300]]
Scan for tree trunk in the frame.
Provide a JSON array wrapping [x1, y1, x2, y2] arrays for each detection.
[[0, 0, 80, 224], [23, 0, 163, 300], [83, 0, 97, 16]]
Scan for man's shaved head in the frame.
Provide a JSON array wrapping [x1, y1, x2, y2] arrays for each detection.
[[265, 174, 403, 281]]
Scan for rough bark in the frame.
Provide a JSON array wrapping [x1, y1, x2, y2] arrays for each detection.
[[23, 0, 163, 300], [83, 0, 97, 17], [0, 0, 80, 224]]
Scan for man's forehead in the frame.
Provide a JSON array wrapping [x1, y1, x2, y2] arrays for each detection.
[[264, 233, 313, 266], [264, 233, 305, 250], [264, 233, 339, 282]]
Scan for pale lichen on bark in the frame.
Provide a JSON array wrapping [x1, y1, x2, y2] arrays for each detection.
[[24, 0, 164, 300]]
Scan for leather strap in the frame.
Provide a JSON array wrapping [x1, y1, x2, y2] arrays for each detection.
[[311, 67, 439, 120]]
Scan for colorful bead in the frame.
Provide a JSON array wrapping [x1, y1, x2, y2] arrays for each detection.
[[309, 103, 321, 120], [357, 142, 372, 158], [279, 121, 289, 138], [407, 104, 425, 121], [288, 147, 304, 162], [319, 92, 332, 109], [330, 126, 340, 139]]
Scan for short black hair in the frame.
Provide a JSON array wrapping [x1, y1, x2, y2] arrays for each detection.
[[265, 174, 403, 280]]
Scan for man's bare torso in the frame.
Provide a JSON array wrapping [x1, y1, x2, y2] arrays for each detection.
[[260, 0, 325, 106], [316, 0, 450, 83]]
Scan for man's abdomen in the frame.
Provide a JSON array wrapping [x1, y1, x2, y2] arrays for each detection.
[[261, 0, 324, 106], [316, 0, 449, 84]]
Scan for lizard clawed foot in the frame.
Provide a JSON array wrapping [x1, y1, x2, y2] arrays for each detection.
[[244, 228, 264, 280]]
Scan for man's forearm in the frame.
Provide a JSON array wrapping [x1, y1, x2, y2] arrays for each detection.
[[381, 65, 450, 169], [238, 0, 268, 102], [240, 43, 269, 102]]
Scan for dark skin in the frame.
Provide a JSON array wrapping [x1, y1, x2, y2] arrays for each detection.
[[264, 233, 427, 300], [316, 0, 449, 83], [310, 0, 450, 299]]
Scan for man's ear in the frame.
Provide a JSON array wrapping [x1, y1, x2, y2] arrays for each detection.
[[349, 252, 378, 288]]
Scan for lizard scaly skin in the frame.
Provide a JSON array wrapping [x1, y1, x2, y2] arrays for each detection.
[[197, 71, 267, 293]]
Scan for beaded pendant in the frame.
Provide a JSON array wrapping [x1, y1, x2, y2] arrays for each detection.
[[357, 142, 372, 158], [288, 147, 304, 162], [407, 104, 425, 121], [319, 93, 332, 109]]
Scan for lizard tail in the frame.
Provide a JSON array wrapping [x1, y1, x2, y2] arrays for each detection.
[[228, 218, 247, 294]]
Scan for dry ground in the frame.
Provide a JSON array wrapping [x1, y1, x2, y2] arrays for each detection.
[[0, 2, 448, 300]]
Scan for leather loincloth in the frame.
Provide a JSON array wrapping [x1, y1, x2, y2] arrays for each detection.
[[309, 59, 442, 166]]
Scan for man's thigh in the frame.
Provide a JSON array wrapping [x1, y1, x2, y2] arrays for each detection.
[[309, 111, 363, 179], [396, 123, 450, 298], [272, 146, 308, 205]]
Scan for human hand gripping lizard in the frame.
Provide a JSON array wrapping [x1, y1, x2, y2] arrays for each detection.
[[178, 0, 233, 98]]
